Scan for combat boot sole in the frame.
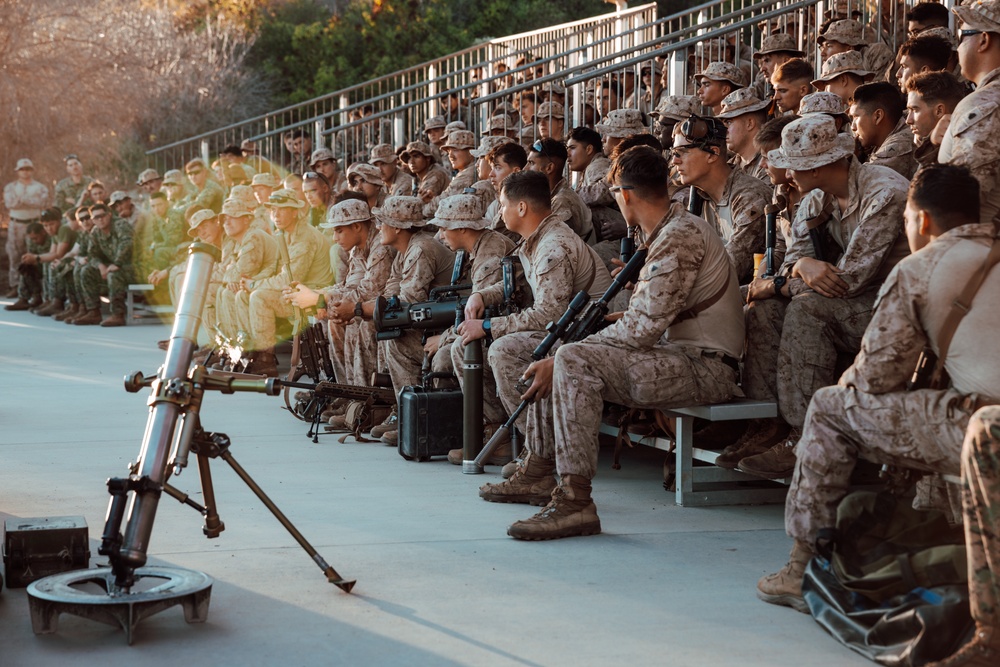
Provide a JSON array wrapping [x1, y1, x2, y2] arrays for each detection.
[[755, 587, 809, 614]]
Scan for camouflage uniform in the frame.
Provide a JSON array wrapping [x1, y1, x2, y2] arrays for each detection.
[[477, 215, 613, 437], [416, 164, 451, 199], [745, 159, 909, 426], [247, 222, 332, 351], [53, 176, 93, 213], [576, 155, 625, 243], [939, 66, 1000, 228], [423, 163, 476, 218], [216, 229, 278, 339], [80, 219, 133, 314], [72, 228, 93, 306], [437, 230, 515, 410], [147, 210, 187, 271], [732, 152, 770, 183], [324, 232, 395, 386], [18, 234, 50, 301], [189, 179, 226, 214], [551, 179, 595, 245], [548, 204, 745, 479], [962, 406, 1000, 626], [698, 167, 772, 284], [381, 231, 455, 395], [385, 170, 415, 197], [785, 222, 1000, 545], [45, 224, 78, 303], [867, 117, 917, 180]]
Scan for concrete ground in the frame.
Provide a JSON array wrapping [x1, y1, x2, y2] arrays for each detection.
[[0, 304, 870, 666]]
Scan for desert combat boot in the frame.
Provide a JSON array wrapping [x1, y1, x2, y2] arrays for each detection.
[[756, 539, 814, 613], [479, 451, 557, 506], [506, 473, 601, 540]]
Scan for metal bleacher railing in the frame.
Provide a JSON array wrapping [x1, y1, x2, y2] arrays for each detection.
[[144, 2, 659, 172]]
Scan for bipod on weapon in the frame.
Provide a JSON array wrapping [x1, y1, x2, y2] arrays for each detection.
[[25, 242, 356, 644], [474, 247, 649, 468]]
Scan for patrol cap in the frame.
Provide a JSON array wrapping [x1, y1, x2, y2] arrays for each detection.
[[222, 199, 254, 219], [162, 169, 185, 186], [694, 61, 749, 88], [430, 194, 490, 231], [812, 51, 874, 86], [650, 95, 702, 123], [715, 88, 771, 119], [817, 19, 869, 46], [251, 172, 280, 188], [187, 209, 219, 237], [753, 33, 805, 59], [309, 148, 336, 167], [953, 0, 1000, 33], [347, 163, 383, 186], [766, 114, 856, 170], [595, 108, 647, 138], [400, 141, 434, 161], [15, 158, 34, 171], [798, 91, 850, 117], [372, 196, 427, 229], [264, 188, 306, 209], [532, 102, 565, 123], [471, 135, 514, 159], [136, 168, 161, 186], [424, 115, 447, 131], [442, 130, 476, 151], [321, 199, 372, 229], [370, 143, 398, 164], [108, 191, 131, 206]]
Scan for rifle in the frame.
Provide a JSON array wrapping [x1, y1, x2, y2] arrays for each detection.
[[277, 377, 398, 442], [474, 245, 648, 467], [763, 198, 784, 278]]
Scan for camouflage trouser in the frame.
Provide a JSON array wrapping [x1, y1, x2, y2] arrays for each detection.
[[79, 263, 131, 313], [767, 291, 875, 429], [6, 220, 27, 288], [17, 262, 43, 301], [248, 288, 295, 350], [72, 260, 90, 304], [215, 287, 252, 340], [743, 298, 787, 402], [961, 406, 1000, 625], [342, 318, 377, 385], [483, 332, 547, 438], [785, 385, 973, 545], [551, 341, 741, 479], [326, 319, 347, 383], [381, 330, 424, 396], [47, 260, 76, 302]]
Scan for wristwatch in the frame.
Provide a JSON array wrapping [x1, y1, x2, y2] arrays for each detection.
[[482, 318, 493, 344], [772, 275, 787, 295], [354, 301, 364, 318]]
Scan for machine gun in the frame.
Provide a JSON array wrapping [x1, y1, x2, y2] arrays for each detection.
[[278, 376, 398, 442], [473, 246, 648, 467], [92, 242, 353, 616]]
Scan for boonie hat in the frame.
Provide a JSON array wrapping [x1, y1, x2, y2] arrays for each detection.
[[753, 34, 805, 59], [424, 115, 447, 131], [471, 135, 514, 159], [372, 196, 427, 229], [694, 61, 749, 88], [715, 88, 771, 119], [136, 168, 161, 185], [818, 19, 869, 46], [162, 170, 184, 186], [309, 148, 336, 166], [370, 143, 398, 164], [532, 102, 565, 122], [812, 51, 874, 86], [187, 209, 219, 237], [953, 0, 1000, 34], [650, 95, 703, 122], [108, 191, 131, 206], [442, 130, 476, 151], [347, 163, 383, 186], [251, 172, 280, 188], [798, 91, 850, 117], [595, 108, 646, 138], [321, 199, 372, 229], [767, 115, 856, 170], [430, 194, 490, 231], [222, 199, 254, 219], [264, 188, 306, 209], [400, 141, 434, 162]]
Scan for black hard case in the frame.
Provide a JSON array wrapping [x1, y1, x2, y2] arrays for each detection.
[[3, 516, 90, 588], [397, 384, 463, 461]]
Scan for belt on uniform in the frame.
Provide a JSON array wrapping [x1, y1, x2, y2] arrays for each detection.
[[703, 350, 740, 375]]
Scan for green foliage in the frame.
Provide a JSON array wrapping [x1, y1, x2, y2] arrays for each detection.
[[249, 0, 612, 108]]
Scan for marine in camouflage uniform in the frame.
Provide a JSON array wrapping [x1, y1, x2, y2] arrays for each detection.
[[757, 165, 1000, 621], [939, 0, 1000, 230], [54, 172, 93, 214], [736, 116, 910, 478], [866, 117, 918, 180], [486, 148, 744, 540], [246, 190, 333, 364], [699, 164, 771, 285], [379, 219, 455, 399], [317, 200, 395, 387], [215, 201, 278, 341], [16, 224, 50, 304], [79, 209, 133, 322]]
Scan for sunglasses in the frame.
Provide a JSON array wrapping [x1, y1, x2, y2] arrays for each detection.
[[269, 195, 296, 204], [92, 212, 109, 219], [77, 215, 91, 222], [959, 29, 983, 42], [608, 185, 635, 194]]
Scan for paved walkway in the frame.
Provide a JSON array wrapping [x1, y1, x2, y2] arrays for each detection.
[[0, 304, 869, 666]]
